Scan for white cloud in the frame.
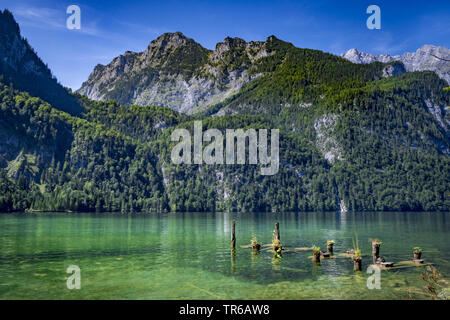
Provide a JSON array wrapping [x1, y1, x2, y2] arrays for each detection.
[[11, 6, 107, 38], [13, 7, 65, 29]]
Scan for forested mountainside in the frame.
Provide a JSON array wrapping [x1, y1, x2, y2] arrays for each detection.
[[1, 10, 449, 213]]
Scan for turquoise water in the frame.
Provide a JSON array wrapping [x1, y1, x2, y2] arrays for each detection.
[[0, 211, 448, 299]]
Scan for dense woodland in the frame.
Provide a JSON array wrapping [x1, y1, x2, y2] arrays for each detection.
[[0, 9, 449, 213], [1, 72, 449, 213]]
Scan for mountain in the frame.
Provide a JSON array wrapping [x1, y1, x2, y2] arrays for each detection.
[[78, 32, 279, 113], [342, 45, 450, 85], [1, 11, 449, 213], [79, 34, 450, 116], [78, 31, 393, 115], [0, 9, 83, 115]]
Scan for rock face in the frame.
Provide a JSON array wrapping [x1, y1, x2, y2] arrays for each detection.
[[382, 63, 406, 78], [0, 10, 82, 115], [342, 45, 450, 85], [0, 11, 47, 77], [78, 32, 275, 113], [80, 30, 450, 114], [313, 115, 343, 164]]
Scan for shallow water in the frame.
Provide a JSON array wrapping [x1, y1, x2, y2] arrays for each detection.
[[0, 211, 448, 299]]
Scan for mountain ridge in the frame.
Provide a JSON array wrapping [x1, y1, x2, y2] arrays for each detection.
[[1, 11, 449, 213], [79, 31, 450, 114], [342, 45, 450, 85], [77, 32, 293, 113]]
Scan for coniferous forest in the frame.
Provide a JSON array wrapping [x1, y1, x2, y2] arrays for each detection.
[[0, 9, 449, 214]]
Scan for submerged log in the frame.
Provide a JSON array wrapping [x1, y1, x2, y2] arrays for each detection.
[[396, 260, 430, 268], [295, 247, 314, 251], [252, 243, 261, 251], [377, 261, 395, 267], [241, 242, 261, 251], [371, 262, 426, 271]]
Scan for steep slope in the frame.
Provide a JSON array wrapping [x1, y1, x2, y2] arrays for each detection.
[[342, 45, 450, 85], [1, 82, 341, 213], [0, 9, 83, 115], [78, 33, 283, 113], [0, 82, 167, 212], [80, 32, 415, 116], [204, 40, 388, 117]]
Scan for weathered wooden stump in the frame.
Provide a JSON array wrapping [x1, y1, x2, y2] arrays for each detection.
[[274, 222, 280, 241], [252, 243, 261, 251], [414, 251, 422, 260], [326, 241, 335, 253], [313, 252, 321, 263], [372, 242, 380, 258], [231, 220, 236, 249], [272, 239, 282, 253], [353, 257, 362, 271], [327, 244, 334, 253]]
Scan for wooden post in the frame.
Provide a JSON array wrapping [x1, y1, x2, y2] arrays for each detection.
[[326, 241, 334, 254], [313, 252, 321, 263], [275, 222, 280, 241], [353, 258, 362, 271], [372, 242, 380, 263], [231, 220, 236, 249]]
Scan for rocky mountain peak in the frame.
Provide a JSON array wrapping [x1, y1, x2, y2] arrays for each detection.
[[210, 37, 248, 63], [266, 35, 279, 42], [342, 48, 395, 64], [0, 9, 47, 75], [145, 32, 197, 54], [140, 31, 207, 67], [218, 36, 247, 49], [0, 9, 19, 35], [342, 45, 450, 84], [0, 9, 82, 115], [403, 45, 450, 70]]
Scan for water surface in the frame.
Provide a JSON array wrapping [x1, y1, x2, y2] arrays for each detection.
[[0, 212, 448, 299]]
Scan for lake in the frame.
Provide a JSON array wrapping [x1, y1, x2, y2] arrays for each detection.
[[0, 211, 448, 299]]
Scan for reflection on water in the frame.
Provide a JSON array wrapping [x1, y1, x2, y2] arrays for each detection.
[[0, 211, 448, 299]]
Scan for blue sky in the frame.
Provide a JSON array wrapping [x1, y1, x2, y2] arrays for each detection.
[[2, 0, 449, 90]]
